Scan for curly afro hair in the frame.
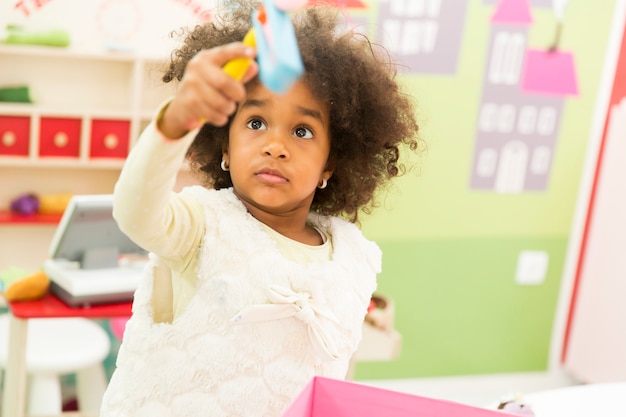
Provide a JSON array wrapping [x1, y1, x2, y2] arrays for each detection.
[[163, 1, 421, 223]]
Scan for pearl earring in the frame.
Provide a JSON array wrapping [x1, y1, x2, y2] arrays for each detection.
[[221, 160, 229, 171], [318, 178, 327, 189]]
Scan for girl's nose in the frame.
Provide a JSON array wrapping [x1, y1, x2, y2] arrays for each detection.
[[261, 131, 289, 159]]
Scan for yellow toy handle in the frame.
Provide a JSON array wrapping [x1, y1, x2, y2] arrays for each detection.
[[197, 29, 256, 125], [222, 28, 256, 80]]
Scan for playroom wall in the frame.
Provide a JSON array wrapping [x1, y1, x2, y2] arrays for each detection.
[[0, 0, 622, 382]]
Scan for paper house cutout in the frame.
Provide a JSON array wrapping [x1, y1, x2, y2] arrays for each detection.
[[491, 0, 533, 25], [281, 376, 519, 417], [521, 50, 579, 96]]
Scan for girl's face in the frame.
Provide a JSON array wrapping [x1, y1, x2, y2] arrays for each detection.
[[226, 80, 332, 223]]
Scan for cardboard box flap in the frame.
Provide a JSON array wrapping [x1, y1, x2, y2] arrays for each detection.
[[282, 376, 518, 417]]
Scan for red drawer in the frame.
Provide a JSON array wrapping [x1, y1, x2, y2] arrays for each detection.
[[0, 115, 30, 156], [90, 119, 130, 159], [39, 117, 81, 157]]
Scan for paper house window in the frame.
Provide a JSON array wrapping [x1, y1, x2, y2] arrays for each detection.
[[489, 32, 525, 85], [537, 107, 557, 135], [517, 105, 538, 134], [477, 148, 498, 178], [376, 0, 468, 74]]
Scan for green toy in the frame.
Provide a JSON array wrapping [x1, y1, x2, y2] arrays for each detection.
[[0, 85, 33, 103], [3, 24, 70, 47]]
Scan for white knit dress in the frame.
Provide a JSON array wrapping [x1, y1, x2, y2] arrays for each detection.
[[100, 186, 380, 417]]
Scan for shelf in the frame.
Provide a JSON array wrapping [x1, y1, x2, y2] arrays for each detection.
[[0, 44, 167, 62], [0, 210, 62, 225], [0, 44, 136, 61], [0, 103, 32, 115], [0, 157, 125, 169], [0, 103, 134, 119]]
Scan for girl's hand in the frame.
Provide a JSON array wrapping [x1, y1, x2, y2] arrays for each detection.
[[158, 42, 258, 139]]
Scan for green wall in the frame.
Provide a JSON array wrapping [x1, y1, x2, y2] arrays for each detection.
[[356, 237, 566, 378], [354, 0, 618, 379]]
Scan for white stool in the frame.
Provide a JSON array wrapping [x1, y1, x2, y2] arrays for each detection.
[[0, 314, 111, 416]]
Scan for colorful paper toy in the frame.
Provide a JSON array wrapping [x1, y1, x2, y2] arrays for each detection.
[[252, 0, 304, 93]]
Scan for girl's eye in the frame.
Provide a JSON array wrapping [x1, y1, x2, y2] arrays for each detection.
[[246, 119, 266, 130], [294, 126, 313, 139]]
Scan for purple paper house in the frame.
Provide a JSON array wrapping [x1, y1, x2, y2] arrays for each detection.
[[470, 0, 578, 193], [374, 0, 469, 74]]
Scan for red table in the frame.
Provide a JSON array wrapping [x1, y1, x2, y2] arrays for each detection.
[[9, 292, 132, 319], [3, 292, 132, 417]]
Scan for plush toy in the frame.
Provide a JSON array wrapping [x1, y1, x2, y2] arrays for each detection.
[[0, 267, 50, 302], [364, 294, 393, 330], [38, 193, 73, 214], [9, 193, 72, 215], [10, 194, 39, 215]]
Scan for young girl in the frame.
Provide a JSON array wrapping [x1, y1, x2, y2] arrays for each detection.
[[100, 2, 419, 416]]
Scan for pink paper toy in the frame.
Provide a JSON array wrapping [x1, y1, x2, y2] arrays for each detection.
[[521, 50, 579, 97], [281, 376, 519, 417]]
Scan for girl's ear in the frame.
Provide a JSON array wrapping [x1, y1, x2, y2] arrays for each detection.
[[221, 148, 230, 172], [323, 157, 336, 180]]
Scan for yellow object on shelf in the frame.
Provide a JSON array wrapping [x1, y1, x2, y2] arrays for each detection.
[[38, 193, 72, 214], [4, 270, 50, 301]]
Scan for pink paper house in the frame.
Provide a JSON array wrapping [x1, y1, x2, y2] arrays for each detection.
[[281, 377, 519, 417]]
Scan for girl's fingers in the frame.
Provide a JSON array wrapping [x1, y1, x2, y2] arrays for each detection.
[[190, 42, 255, 68], [218, 41, 257, 65], [241, 59, 259, 84], [194, 43, 256, 95], [167, 42, 257, 130]]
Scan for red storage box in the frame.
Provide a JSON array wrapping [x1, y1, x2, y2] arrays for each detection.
[[39, 117, 81, 157], [282, 377, 518, 417], [90, 119, 130, 159], [0, 115, 30, 156]]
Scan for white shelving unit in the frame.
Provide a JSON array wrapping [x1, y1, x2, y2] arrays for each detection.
[[0, 44, 175, 167], [0, 44, 176, 270]]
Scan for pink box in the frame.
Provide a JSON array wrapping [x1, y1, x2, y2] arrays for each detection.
[[282, 377, 518, 417]]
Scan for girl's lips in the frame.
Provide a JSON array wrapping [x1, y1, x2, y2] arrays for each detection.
[[256, 169, 288, 184]]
